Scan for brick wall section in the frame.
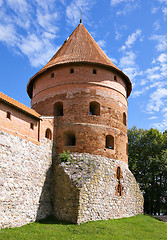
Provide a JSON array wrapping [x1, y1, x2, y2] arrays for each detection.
[[31, 64, 128, 162], [0, 131, 53, 229], [54, 152, 144, 224], [0, 102, 39, 143], [40, 117, 54, 141]]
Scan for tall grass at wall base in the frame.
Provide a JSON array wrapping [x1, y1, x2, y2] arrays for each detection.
[[0, 215, 167, 240]]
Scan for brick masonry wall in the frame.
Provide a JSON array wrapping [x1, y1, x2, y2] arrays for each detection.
[[0, 131, 53, 229], [0, 102, 39, 143], [30, 64, 128, 162], [54, 152, 143, 224]]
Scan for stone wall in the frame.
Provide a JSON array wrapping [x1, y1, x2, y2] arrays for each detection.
[[0, 131, 53, 229], [54, 152, 143, 224]]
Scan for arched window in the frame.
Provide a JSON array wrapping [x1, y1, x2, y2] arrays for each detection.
[[116, 167, 121, 180], [54, 102, 63, 116], [64, 132, 76, 146], [89, 101, 100, 116], [105, 135, 114, 149], [45, 128, 52, 140], [117, 182, 123, 196], [123, 112, 126, 126]]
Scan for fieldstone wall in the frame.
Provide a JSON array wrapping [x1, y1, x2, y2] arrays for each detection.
[[54, 152, 143, 224], [0, 131, 53, 229]]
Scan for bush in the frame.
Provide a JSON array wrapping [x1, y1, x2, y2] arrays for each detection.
[[59, 150, 70, 162]]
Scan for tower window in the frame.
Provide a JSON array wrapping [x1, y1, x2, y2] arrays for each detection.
[[6, 111, 11, 120], [116, 167, 121, 180], [45, 128, 52, 140], [51, 73, 54, 78], [117, 182, 123, 196], [64, 132, 76, 146], [54, 102, 63, 116], [89, 101, 100, 116], [123, 112, 126, 126], [105, 135, 114, 149], [30, 123, 34, 130], [70, 68, 74, 74], [114, 75, 117, 81], [93, 69, 96, 74]]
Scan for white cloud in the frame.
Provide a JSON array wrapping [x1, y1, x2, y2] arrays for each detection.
[[66, 0, 94, 26], [132, 89, 145, 97], [115, 30, 122, 40], [36, 9, 58, 33], [162, 7, 167, 15], [152, 121, 167, 131], [120, 29, 142, 51], [150, 34, 167, 51], [157, 53, 167, 63], [148, 116, 158, 120], [0, 1, 60, 67], [0, 23, 18, 46], [152, 7, 159, 14], [153, 20, 160, 31], [109, 57, 118, 64], [159, 0, 167, 4], [146, 88, 167, 113], [119, 51, 142, 80], [19, 34, 58, 67], [111, 0, 134, 6], [116, 3, 138, 15], [6, 0, 29, 13], [97, 40, 106, 48]]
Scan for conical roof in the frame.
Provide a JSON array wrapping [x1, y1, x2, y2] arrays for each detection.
[[27, 23, 132, 98]]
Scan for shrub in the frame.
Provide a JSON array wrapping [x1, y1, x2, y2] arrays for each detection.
[[59, 150, 70, 162]]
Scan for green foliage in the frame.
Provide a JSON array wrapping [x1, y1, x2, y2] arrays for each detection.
[[59, 150, 70, 162], [128, 127, 167, 214], [0, 215, 167, 240]]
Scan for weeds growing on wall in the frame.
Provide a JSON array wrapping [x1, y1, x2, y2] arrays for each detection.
[[59, 150, 70, 162]]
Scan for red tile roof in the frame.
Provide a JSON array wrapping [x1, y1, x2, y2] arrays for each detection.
[[27, 23, 132, 98], [0, 92, 40, 119]]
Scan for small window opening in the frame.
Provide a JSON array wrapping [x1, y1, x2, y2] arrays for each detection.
[[45, 128, 52, 140], [6, 112, 11, 120], [106, 135, 114, 149], [70, 68, 74, 74], [116, 167, 121, 180], [89, 101, 100, 116], [51, 73, 54, 78], [54, 102, 63, 116], [117, 182, 123, 196], [64, 132, 76, 146], [93, 69, 96, 74], [123, 112, 126, 126], [30, 123, 34, 130], [114, 75, 117, 81]]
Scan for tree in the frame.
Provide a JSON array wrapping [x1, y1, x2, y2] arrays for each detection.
[[128, 127, 167, 215]]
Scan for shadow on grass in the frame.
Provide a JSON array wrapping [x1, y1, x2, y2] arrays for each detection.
[[37, 215, 75, 225]]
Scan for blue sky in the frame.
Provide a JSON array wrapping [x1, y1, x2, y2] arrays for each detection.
[[0, 0, 167, 131]]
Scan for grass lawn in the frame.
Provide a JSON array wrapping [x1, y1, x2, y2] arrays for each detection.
[[0, 215, 167, 240]]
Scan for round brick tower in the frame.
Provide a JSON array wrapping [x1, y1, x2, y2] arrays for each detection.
[[27, 23, 132, 163]]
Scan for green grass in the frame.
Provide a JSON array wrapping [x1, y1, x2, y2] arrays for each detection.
[[0, 215, 167, 240]]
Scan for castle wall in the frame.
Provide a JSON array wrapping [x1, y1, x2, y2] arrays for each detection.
[[54, 153, 143, 224], [0, 131, 53, 229], [0, 102, 39, 144]]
